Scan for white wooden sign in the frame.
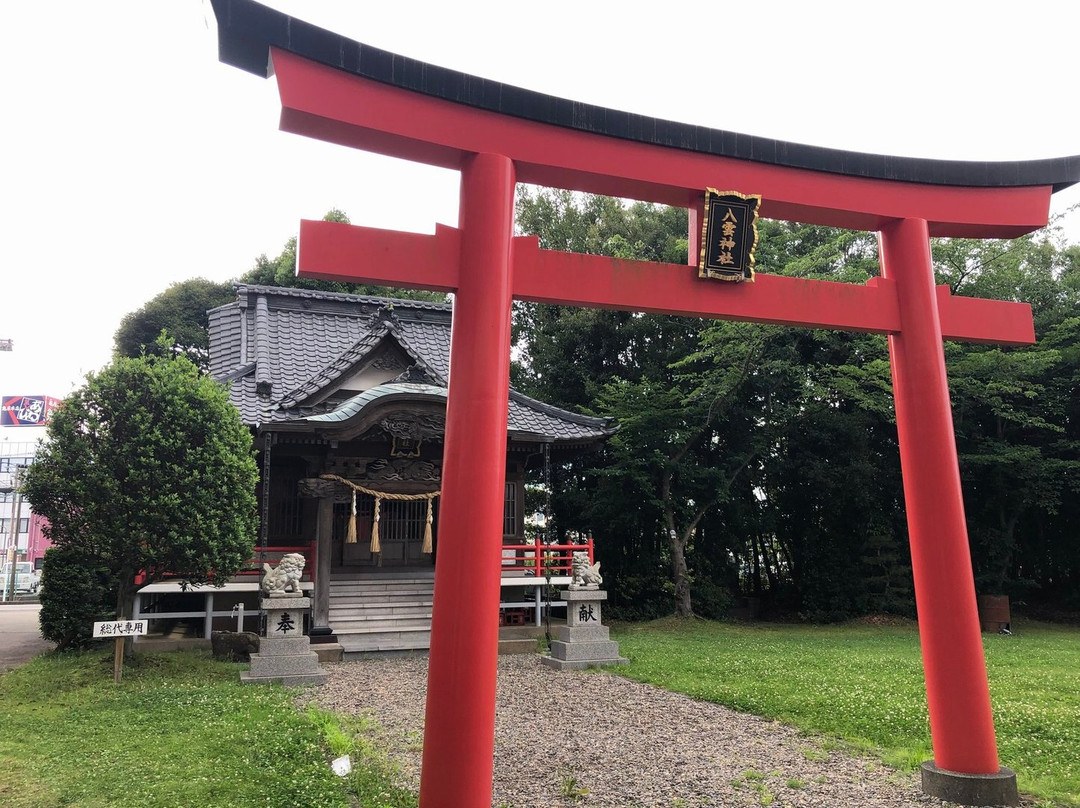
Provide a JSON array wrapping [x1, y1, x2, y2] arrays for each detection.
[[93, 620, 148, 638]]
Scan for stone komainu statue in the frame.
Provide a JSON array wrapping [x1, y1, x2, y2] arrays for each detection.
[[261, 552, 306, 595], [569, 551, 602, 589]]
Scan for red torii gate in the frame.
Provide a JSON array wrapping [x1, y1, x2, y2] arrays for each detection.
[[211, 2, 1078, 805]]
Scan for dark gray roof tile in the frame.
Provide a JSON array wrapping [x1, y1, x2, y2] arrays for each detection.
[[273, 322, 393, 409], [396, 319, 451, 381], [213, 285, 615, 442], [208, 304, 242, 378], [508, 394, 616, 441]]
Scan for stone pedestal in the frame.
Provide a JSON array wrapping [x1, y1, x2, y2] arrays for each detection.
[[541, 589, 628, 671], [239, 596, 328, 686], [920, 762, 1018, 806]]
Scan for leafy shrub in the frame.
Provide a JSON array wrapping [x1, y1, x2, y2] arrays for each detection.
[[690, 578, 734, 619], [39, 545, 117, 650], [606, 574, 671, 621]]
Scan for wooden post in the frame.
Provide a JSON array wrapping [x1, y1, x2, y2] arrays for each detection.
[[312, 496, 335, 636], [113, 637, 124, 683]]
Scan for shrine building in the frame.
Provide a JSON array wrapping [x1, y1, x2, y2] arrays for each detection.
[[169, 283, 614, 656]]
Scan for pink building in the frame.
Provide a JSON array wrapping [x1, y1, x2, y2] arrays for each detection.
[[1, 435, 52, 568]]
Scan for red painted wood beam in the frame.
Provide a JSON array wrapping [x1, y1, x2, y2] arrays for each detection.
[[513, 237, 900, 332], [297, 221, 1035, 345], [272, 49, 1052, 239], [936, 285, 1034, 346], [298, 220, 460, 292]]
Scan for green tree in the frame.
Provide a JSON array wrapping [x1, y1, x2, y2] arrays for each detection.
[[115, 210, 448, 376], [934, 224, 1080, 605], [21, 349, 259, 646], [594, 321, 778, 616], [36, 545, 116, 650], [736, 221, 903, 620], [515, 189, 909, 619], [113, 277, 234, 370]]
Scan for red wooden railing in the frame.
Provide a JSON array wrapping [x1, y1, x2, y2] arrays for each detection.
[[499, 537, 594, 578], [234, 544, 317, 577], [134, 543, 316, 586], [136, 538, 591, 586]]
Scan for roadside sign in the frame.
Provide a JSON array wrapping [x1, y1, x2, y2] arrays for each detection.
[[94, 620, 148, 683], [93, 621, 148, 638]]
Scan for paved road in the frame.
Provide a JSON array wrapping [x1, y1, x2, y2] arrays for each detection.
[[0, 604, 54, 673]]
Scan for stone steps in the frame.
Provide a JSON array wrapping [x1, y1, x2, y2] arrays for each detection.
[[329, 569, 435, 582], [329, 572, 435, 657], [312, 642, 344, 664], [329, 592, 434, 604], [326, 571, 545, 658], [498, 624, 544, 655], [330, 617, 433, 632]]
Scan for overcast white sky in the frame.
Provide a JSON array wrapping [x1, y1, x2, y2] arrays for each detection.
[[2, 0, 1078, 405]]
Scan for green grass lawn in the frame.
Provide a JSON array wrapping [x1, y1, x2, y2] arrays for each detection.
[[0, 650, 416, 808], [3, 621, 1076, 806], [613, 617, 1080, 807]]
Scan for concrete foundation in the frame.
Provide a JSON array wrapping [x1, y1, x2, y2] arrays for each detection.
[[920, 761, 1018, 806]]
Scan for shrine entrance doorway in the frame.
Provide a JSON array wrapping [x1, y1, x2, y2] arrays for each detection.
[[336, 495, 437, 569]]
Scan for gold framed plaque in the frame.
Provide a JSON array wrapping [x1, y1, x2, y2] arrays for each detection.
[[698, 188, 762, 282]]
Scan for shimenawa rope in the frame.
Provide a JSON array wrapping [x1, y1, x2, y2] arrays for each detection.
[[321, 473, 439, 554]]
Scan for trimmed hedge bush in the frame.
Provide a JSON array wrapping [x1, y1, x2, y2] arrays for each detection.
[[39, 545, 117, 650]]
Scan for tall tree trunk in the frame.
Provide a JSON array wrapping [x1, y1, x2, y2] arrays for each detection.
[[664, 496, 715, 618], [669, 502, 718, 617], [759, 533, 779, 593], [116, 566, 136, 659], [662, 465, 695, 618], [995, 507, 1020, 593], [669, 529, 693, 617], [750, 533, 763, 595]]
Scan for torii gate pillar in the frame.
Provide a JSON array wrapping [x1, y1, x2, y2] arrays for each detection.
[[881, 219, 1014, 800], [419, 153, 517, 807]]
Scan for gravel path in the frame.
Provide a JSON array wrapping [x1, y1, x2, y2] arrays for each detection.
[[312, 654, 976, 808]]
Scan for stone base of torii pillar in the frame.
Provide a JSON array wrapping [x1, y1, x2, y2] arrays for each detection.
[[541, 589, 628, 671], [240, 595, 328, 686]]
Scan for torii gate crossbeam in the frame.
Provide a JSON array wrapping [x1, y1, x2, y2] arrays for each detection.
[[211, 2, 1080, 805]]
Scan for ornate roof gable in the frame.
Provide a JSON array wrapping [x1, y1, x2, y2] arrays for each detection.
[[210, 284, 616, 444], [271, 314, 443, 411]]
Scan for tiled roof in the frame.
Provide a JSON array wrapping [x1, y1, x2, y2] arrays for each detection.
[[272, 318, 445, 410], [395, 318, 451, 382], [210, 285, 616, 443], [207, 306, 241, 378], [222, 284, 451, 312], [507, 391, 614, 442]]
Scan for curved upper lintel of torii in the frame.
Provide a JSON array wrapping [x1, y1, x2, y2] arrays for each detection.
[[210, 0, 1079, 239]]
